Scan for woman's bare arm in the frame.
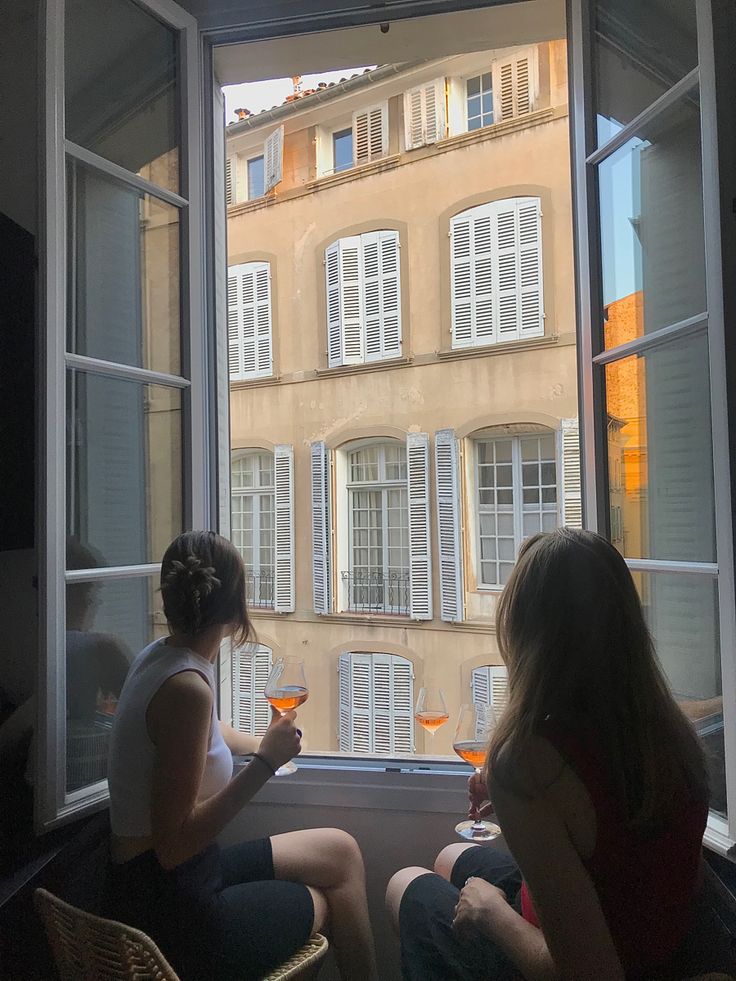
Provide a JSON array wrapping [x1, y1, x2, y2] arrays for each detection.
[[147, 672, 299, 869], [220, 720, 260, 755]]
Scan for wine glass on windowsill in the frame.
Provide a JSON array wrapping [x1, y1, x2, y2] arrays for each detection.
[[264, 656, 308, 775], [453, 702, 501, 841]]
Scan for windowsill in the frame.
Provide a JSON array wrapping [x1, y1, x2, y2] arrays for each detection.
[[437, 334, 557, 361], [230, 374, 279, 389], [315, 356, 411, 378], [326, 610, 416, 626]]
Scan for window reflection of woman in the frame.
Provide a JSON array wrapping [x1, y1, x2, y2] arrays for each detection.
[[388, 528, 709, 981]]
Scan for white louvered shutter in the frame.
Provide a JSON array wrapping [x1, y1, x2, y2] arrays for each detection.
[[495, 200, 520, 341], [451, 205, 494, 349], [311, 441, 332, 614], [227, 262, 273, 379], [404, 78, 445, 149], [493, 52, 533, 122], [353, 103, 388, 165], [273, 445, 294, 612], [325, 242, 343, 367], [225, 157, 234, 205], [435, 430, 464, 622], [518, 198, 543, 337], [407, 433, 432, 620], [390, 655, 415, 753], [347, 653, 373, 752], [264, 126, 284, 192], [372, 655, 392, 754], [364, 230, 401, 361], [561, 418, 583, 528], [338, 653, 352, 750], [233, 644, 272, 736], [325, 237, 363, 367], [471, 665, 509, 714]]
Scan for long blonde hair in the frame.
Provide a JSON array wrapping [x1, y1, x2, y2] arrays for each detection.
[[488, 528, 708, 830]]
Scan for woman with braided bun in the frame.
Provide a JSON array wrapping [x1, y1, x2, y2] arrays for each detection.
[[105, 531, 377, 981]]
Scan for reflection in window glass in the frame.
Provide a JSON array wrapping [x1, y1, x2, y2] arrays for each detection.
[[65, 573, 160, 794], [67, 161, 181, 374], [630, 570, 725, 817], [66, 372, 183, 568], [594, 0, 697, 147], [599, 91, 704, 349], [65, 0, 179, 191], [466, 72, 493, 130], [605, 330, 715, 564], [333, 128, 353, 172], [248, 156, 265, 199]]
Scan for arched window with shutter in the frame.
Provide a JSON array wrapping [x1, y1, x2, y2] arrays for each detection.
[[471, 665, 509, 715], [338, 652, 414, 754]]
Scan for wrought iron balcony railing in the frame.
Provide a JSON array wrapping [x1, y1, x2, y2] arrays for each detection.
[[341, 570, 410, 616], [245, 571, 275, 609]]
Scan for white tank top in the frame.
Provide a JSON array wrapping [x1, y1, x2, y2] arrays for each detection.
[[108, 638, 233, 837]]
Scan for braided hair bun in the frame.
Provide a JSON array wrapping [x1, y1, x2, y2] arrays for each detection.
[[160, 531, 251, 644]]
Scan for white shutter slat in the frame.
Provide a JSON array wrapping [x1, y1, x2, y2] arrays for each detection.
[[351, 654, 373, 753], [471, 666, 490, 705], [471, 665, 508, 714], [435, 430, 464, 622], [561, 419, 583, 528], [274, 445, 295, 613], [227, 272, 240, 374], [404, 88, 424, 150], [364, 231, 401, 361], [264, 125, 284, 192], [495, 202, 520, 341], [450, 215, 473, 348], [255, 264, 273, 374], [311, 441, 332, 614], [362, 233, 381, 360], [353, 103, 388, 165], [424, 78, 446, 144], [225, 157, 234, 206], [407, 433, 432, 620], [493, 53, 534, 122], [390, 656, 415, 753]]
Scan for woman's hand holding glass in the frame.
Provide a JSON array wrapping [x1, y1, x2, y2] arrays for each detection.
[[257, 706, 302, 773], [467, 769, 494, 823]]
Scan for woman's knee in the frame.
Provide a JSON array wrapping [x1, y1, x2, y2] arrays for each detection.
[[317, 828, 365, 885], [433, 842, 477, 882], [385, 867, 432, 933]]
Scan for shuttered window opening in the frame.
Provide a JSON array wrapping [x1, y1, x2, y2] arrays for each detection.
[[404, 78, 446, 149], [471, 665, 509, 715], [325, 231, 401, 367], [233, 643, 273, 736], [450, 197, 543, 349], [227, 262, 273, 379], [493, 50, 535, 122], [338, 652, 414, 754], [352, 102, 388, 165], [435, 430, 464, 622], [475, 432, 558, 588]]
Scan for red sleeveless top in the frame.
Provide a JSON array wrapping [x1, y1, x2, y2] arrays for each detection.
[[519, 724, 707, 977]]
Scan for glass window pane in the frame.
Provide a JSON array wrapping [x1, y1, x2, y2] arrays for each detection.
[[65, 0, 179, 191], [594, 0, 697, 147], [248, 156, 265, 199], [67, 371, 182, 567], [467, 96, 482, 119], [605, 330, 715, 563], [599, 90, 705, 348], [467, 76, 480, 97], [65, 573, 161, 794], [333, 128, 353, 172], [631, 570, 724, 817], [67, 162, 181, 374], [494, 440, 512, 463]]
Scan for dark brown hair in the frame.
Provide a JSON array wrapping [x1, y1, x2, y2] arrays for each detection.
[[160, 531, 251, 646], [488, 528, 708, 830]]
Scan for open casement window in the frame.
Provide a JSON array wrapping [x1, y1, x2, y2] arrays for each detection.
[[264, 126, 284, 193], [570, 1, 734, 844], [325, 231, 401, 367], [227, 262, 273, 380], [352, 102, 388, 165], [471, 665, 509, 715], [450, 197, 543, 349], [435, 430, 464, 622], [492, 48, 536, 122], [404, 78, 446, 149], [311, 441, 332, 615], [338, 653, 414, 753], [41, 0, 204, 828], [233, 644, 272, 737]]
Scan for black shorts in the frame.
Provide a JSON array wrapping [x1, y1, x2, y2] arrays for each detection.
[[103, 839, 314, 981], [399, 843, 524, 981]]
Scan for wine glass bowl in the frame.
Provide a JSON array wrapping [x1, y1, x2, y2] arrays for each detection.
[[453, 702, 501, 841], [414, 687, 449, 737], [264, 656, 308, 775]]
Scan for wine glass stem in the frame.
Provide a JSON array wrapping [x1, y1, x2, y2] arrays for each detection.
[[472, 767, 485, 831]]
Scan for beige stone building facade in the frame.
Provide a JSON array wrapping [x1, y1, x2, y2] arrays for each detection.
[[225, 40, 579, 757]]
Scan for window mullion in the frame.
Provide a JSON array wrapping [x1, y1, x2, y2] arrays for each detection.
[[512, 438, 523, 554]]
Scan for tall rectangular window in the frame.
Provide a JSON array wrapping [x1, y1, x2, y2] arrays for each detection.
[[232, 452, 275, 608], [466, 72, 493, 130], [333, 128, 353, 172], [476, 433, 558, 587], [248, 155, 265, 199]]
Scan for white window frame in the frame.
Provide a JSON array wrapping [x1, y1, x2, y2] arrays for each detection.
[[41, 0, 204, 830], [464, 69, 494, 131], [246, 151, 265, 200], [332, 125, 354, 173], [231, 451, 276, 608], [474, 431, 559, 589]]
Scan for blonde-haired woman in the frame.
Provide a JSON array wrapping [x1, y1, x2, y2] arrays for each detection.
[[387, 528, 708, 981], [105, 531, 377, 981]]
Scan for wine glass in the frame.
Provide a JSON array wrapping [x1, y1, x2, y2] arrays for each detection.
[[264, 656, 308, 776], [453, 702, 501, 841], [414, 687, 449, 739]]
